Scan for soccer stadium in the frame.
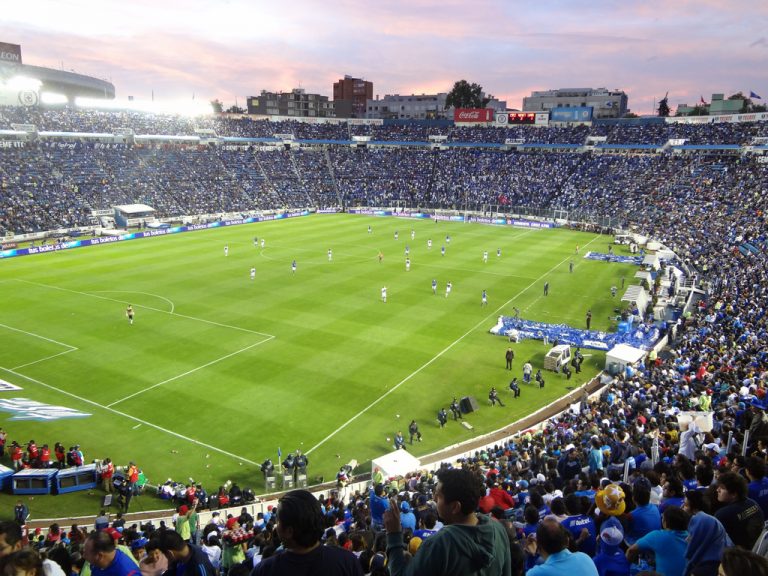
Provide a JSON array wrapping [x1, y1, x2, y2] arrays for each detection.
[[3, 96, 768, 573]]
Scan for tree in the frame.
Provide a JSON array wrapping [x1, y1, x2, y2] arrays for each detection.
[[210, 99, 224, 113], [445, 80, 492, 109], [225, 104, 245, 114], [623, 112, 639, 118], [657, 93, 670, 117]]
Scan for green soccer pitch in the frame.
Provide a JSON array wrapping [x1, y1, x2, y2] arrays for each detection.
[[0, 214, 634, 518]]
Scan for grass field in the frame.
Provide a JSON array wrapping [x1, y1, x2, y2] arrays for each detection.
[[0, 214, 635, 518]]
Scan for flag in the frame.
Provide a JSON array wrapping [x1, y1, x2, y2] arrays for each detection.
[[277, 447, 282, 458], [750, 91, 762, 100], [700, 96, 706, 105]]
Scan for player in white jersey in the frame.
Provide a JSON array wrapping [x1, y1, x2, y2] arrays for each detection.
[[291, 259, 297, 273], [381, 286, 387, 303], [481, 290, 487, 306], [441, 245, 446, 257], [432, 279, 437, 294], [497, 248, 501, 257], [405, 257, 411, 272], [427, 239, 432, 250], [250, 267, 256, 280], [445, 281, 452, 298], [261, 239, 265, 248], [328, 248, 333, 262], [394, 230, 399, 240], [483, 251, 488, 263], [224, 244, 229, 257], [411, 229, 415, 240]]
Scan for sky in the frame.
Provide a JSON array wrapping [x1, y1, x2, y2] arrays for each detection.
[[3, 0, 767, 114]]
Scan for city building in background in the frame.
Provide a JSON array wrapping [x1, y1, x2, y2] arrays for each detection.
[[523, 88, 628, 119], [247, 88, 336, 118], [332, 75, 373, 118], [676, 93, 745, 116], [365, 93, 449, 120]]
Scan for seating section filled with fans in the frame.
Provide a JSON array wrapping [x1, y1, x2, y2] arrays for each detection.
[[2, 107, 768, 575]]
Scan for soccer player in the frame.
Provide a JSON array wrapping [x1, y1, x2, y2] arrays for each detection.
[[611, 285, 617, 297], [410, 229, 415, 240], [497, 248, 501, 257], [250, 267, 256, 280], [405, 257, 410, 272], [432, 279, 437, 295], [260, 239, 265, 248], [441, 245, 445, 256], [445, 281, 452, 298], [126, 305, 134, 325], [381, 286, 387, 303], [224, 244, 229, 257], [445, 234, 451, 244], [328, 248, 333, 262], [483, 251, 488, 263], [481, 290, 487, 306], [394, 230, 398, 240], [569, 260, 574, 273], [427, 239, 432, 250], [405, 245, 409, 256], [378, 251, 384, 263], [544, 281, 549, 296], [253, 237, 258, 247], [291, 259, 297, 273], [368, 225, 372, 234]]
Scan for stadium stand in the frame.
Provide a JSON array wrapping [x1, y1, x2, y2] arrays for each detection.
[[2, 107, 768, 574]]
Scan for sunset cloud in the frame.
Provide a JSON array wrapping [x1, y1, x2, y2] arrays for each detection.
[[4, 0, 766, 113]]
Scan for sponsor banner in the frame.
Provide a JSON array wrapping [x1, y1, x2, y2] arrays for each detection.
[[454, 108, 493, 123], [0, 379, 22, 392], [316, 208, 341, 214], [0, 42, 21, 64], [1, 242, 17, 249], [0, 212, 310, 260], [0, 398, 91, 421]]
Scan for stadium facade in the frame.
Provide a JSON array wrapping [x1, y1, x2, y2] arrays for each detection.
[[0, 42, 115, 106]]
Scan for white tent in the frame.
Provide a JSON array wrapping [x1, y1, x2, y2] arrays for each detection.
[[605, 343, 646, 373], [372, 450, 421, 479]]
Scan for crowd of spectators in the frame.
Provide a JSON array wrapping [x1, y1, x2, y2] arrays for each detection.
[[4, 110, 768, 574]]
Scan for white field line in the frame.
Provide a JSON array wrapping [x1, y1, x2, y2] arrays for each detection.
[[11, 349, 78, 371], [91, 291, 176, 314], [0, 366, 259, 466], [107, 336, 274, 407], [305, 233, 603, 455], [15, 280, 275, 338], [0, 322, 78, 350]]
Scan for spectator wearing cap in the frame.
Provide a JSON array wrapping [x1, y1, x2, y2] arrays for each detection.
[[591, 517, 630, 576], [174, 504, 194, 543], [399, 501, 416, 532], [157, 530, 214, 576], [252, 489, 362, 575], [221, 517, 247, 573], [129, 538, 148, 563], [83, 530, 140, 576], [526, 518, 597, 576], [515, 480, 529, 509], [626, 506, 689, 576]]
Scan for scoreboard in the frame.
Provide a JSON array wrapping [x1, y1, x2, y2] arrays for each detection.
[[495, 111, 549, 126]]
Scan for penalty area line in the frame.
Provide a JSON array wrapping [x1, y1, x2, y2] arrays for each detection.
[[106, 336, 274, 407], [305, 233, 603, 456], [0, 366, 259, 466]]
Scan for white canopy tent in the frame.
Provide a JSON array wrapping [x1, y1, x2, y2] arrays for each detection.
[[372, 450, 421, 479], [605, 343, 646, 373]]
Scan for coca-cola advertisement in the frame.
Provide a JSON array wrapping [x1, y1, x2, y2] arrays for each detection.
[[453, 108, 493, 123]]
